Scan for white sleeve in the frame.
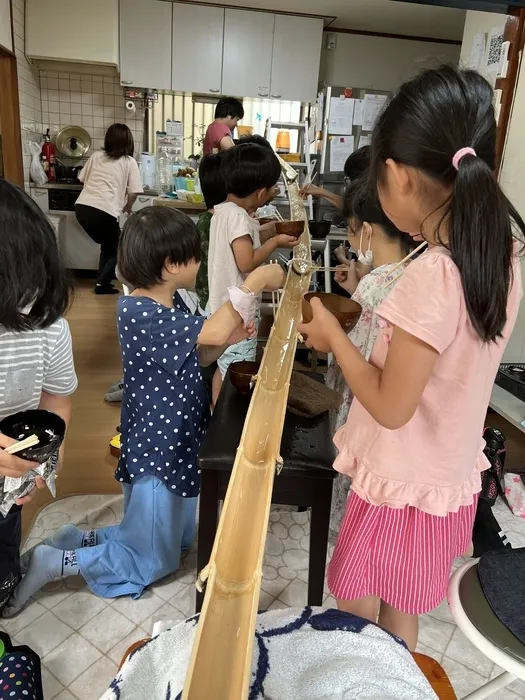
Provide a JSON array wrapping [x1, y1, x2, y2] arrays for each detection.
[[127, 158, 143, 194], [43, 319, 78, 396]]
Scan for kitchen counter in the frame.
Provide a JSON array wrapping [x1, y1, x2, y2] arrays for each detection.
[[153, 197, 207, 212], [30, 182, 83, 190]]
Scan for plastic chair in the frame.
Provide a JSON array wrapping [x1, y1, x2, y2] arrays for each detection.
[[448, 559, 525, 699]]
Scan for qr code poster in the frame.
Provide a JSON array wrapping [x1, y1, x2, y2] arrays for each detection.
[[486, 26, 505, 77]]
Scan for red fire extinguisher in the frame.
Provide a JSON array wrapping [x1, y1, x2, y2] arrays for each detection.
[[41, 128, 56, 182]]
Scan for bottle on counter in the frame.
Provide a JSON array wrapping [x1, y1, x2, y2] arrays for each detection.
[[156, 146, 172, 195]]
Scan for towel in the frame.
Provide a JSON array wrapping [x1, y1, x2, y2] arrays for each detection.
[[287, 371, 343, 418], [100, 607, 436, 700]]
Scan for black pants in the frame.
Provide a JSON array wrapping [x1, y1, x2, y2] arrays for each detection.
[[0, 505, 22, 613], [76, 204, 120, 286]]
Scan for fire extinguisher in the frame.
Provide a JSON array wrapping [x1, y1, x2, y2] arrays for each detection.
[[41, 128, 56, 182]]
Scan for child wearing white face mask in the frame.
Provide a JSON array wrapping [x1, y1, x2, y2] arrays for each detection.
[[326, 180, 415, 542]]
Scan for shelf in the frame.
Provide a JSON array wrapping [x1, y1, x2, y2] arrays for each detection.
[[270, 121, 305, 129]]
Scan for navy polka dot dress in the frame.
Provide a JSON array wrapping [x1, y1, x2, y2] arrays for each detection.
[[115, 293, 210, 498]]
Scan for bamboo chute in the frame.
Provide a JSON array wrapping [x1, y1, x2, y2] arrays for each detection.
[[182, 158, 312, 699]]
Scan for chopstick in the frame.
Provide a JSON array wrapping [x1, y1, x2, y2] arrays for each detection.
[[383, 241, 428, 289], [5, 434, 39, 455]]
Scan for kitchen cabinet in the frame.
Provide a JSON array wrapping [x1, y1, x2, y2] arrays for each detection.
[[172, 4, 224, 95], [222, 9, 275, 99], [26, 0, 118, 65], [120, 0, 172, 90], [30, 188, 49, 215], [0, 0, 12, 53], [270, 15, 323, 103]]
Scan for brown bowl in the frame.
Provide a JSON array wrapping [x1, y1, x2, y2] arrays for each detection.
[[302, 293, 362, 333], [275, 220, 305, 239], [228, 361, 261, 394]]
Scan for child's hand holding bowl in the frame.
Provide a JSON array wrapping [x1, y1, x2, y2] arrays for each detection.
[[298, 297, 342, 354]]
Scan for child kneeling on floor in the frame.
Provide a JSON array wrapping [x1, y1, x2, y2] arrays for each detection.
[[5, 206, 284, 615]]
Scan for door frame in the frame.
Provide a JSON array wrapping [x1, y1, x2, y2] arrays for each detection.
[[0, 39, 23, 186]]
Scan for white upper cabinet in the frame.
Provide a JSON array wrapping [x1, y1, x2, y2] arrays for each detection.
[[26, 0, 118, 65], [0, 0, 12, 53], [222, 9, 275, 99], [120, 0, 172, 89], [270, 15, 323, 103], [172, 3, 224, 95]]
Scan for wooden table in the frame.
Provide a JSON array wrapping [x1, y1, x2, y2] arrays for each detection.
[[196, 374, 337, 613]]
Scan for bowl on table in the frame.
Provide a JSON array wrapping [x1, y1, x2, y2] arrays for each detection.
[[275, 220, 305, 239], [308, 220, 331, 240], [229, 361, 261, 395], [302, 293, 362, 333], [0, 409, 66, 463]]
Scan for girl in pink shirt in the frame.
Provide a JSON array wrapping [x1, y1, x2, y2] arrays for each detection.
[[298, 65, 524, 650]]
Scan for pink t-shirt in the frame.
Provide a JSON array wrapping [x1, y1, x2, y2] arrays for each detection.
[[203, 122, 231, 155], [334, 246, 522, 517]]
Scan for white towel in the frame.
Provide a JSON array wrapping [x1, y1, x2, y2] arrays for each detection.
[[101, 606, 437, 699]]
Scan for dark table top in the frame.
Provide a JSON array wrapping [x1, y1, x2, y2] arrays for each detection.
[[199, 374, 337, 478]]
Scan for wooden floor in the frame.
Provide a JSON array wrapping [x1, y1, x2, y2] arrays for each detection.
[[21, 280, 123, 537]]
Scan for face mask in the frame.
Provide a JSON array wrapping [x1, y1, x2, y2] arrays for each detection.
[[357, 226, 373, 266]]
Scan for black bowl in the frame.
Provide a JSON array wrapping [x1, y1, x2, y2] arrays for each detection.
[[0, 410, 66, 463], [308, 220, 331, 239]]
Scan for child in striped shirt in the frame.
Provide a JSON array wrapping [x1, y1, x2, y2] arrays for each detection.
[[0, 179, 77, 614]]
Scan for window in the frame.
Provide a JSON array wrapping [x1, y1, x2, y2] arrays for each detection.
[[147, 93, 305, 157]]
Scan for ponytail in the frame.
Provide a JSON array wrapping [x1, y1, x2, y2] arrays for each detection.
[[369, 64, 524, 343], [448, 153, 521, 342]]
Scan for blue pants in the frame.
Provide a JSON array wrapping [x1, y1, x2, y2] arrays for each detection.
[[76, 476, 197, 599]]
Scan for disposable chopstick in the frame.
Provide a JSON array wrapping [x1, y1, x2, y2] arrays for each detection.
[[5, 434, 39, 455], [383, 241, 428, 289]]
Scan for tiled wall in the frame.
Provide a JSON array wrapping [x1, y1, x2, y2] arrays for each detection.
[[11, 0, 42, 183], [40, 71, 144, 156]]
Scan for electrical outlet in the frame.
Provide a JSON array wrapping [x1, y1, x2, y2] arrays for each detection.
[[22, 141, 31, 156], [326, 34, 337, 51]]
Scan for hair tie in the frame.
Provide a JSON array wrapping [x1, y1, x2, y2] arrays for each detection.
[[452, 147, 476, 171]]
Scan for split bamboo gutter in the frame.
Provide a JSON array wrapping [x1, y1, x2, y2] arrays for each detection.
[[182, 157, 313, 699]]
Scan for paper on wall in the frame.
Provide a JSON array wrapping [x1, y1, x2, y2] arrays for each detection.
[[362, 94, 388, 132], [468, 32, 487, 73], [358, 134, 371, 149], [353, 99, 364, 127], [316, 92, 324, 132], [330, 136, 354, 172], [485, 25, 505, 79], [329, 97, 354, 134]]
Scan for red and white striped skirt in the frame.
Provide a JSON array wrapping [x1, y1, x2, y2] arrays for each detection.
[[327, 491, 478, 615]]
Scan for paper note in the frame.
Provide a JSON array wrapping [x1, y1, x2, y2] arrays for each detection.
[[469, 32, 487, 73], [485, 25, 505, 79], [358, 134, 371, 149], [353, 99, 364, 127], [330, 136, 354, 172], [316, 92, 324, 132], [329, 97, 354, 134], [362, 93, 388, 132]]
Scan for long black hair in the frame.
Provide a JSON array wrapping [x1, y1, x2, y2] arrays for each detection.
[[343, 179, 414, 256], [369, 64, 524, 342], [104, 123, 134, 159], [0, 179, 73, 331], [198, 153, 226, 210]]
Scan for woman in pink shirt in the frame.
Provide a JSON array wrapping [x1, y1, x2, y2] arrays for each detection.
[[298, 65, 524, 650], [203, 97, 244, 155]]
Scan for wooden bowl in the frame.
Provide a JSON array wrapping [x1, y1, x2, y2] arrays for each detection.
[[275, 220, 305, 239], [302, 293, 362, 333], [228, 361, 261, 394]]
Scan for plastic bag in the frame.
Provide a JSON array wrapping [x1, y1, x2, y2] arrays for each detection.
[[28, 141, 47, 186], [0, 450, 58, 517]]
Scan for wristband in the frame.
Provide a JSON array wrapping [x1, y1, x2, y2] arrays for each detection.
[[228, 286, 257, 326]]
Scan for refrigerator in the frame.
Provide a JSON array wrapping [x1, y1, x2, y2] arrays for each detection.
[[310, 85, 391, 224]]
